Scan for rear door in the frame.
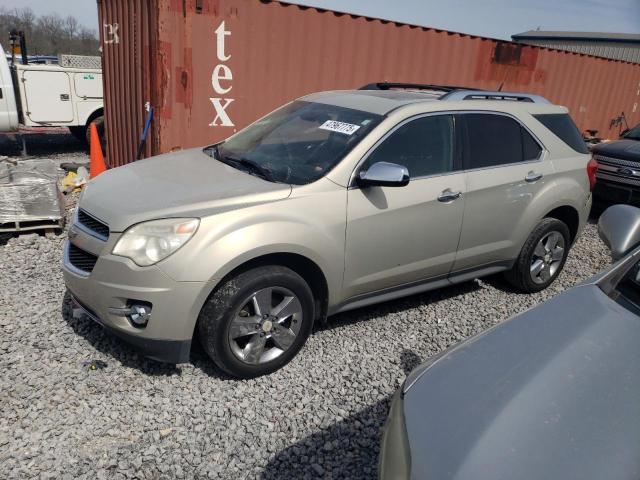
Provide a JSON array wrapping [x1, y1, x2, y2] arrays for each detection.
[[22, 69, 73, 123], [343, 114, 466, 299], [452, 112, 548, 272]]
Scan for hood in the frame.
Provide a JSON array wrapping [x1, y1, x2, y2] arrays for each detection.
[[592, 139, 640, 162], [403, 285, 640, 480], [79, 148, 292, 231]]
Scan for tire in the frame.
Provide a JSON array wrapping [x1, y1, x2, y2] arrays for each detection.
[[86, 116, 106, 153], [197, 265, 315, 378], [504, 218, 571, 293], [68, 126, 86, 143]]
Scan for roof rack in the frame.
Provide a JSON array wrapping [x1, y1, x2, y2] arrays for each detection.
[[358, 82, 551, 104], [359, 82, 481, 93], [441, 90, 550, 104]]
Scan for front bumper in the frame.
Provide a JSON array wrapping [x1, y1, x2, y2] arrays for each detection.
[[70, 294, 191, 363], [594, 176, 640, 204], [63, 237, 213, 364]]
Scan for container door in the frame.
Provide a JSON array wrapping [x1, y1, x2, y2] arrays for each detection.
[[22, 70, 73, 123]]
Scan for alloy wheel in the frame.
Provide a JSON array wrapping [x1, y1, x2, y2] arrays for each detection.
[[530, 231, 565, 284], [228, 286, 303, 365]]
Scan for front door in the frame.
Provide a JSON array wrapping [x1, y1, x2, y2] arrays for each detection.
[[343, 114, 465, 299]]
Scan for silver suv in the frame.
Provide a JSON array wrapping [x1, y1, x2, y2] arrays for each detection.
[[63, 83, 594, 378]]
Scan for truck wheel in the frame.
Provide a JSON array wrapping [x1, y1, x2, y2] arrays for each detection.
[[69, 126, 86, 143], [197, 265, 315, 378], [86, 116, 106, 152], [504, 218, 570, 293]]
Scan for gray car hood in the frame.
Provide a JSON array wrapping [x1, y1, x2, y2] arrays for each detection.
[[79, 148, 292, 232], [403, 284, 640, 480]]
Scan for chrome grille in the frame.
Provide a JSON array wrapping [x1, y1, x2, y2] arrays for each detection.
[[594, 154, 640, 169], [67, 244, 99, 273], [595, 171, 640, 187], [77, 209, 109, 239]]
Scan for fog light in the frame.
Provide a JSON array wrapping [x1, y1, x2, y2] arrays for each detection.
[[129, 304, 151, 326], [108, 302, 152, 328]]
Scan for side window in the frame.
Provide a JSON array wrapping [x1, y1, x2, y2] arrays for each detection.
[[362, 115, 454, 178], [522, 126, 543, 161], [464, 114, 526, 169]]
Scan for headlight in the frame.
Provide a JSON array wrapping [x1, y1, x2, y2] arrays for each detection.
[[113, 218, 199, 266]]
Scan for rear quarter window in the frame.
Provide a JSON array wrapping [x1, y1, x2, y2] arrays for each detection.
[[533, 113, 588, 154]]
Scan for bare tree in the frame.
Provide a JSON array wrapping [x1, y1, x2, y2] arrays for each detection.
[[0, 6, 98, 57]]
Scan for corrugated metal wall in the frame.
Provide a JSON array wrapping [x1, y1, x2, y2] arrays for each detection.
[[515, 39, 640, 64], [97, 0, 157, 166], [98, 0, 640, 167]]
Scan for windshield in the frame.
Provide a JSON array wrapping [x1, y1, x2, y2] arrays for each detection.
[[207, 101, 383, 185], [622, 124, 640, 141]]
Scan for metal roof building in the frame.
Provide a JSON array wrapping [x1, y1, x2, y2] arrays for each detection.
[[512, 31, 640, 64]]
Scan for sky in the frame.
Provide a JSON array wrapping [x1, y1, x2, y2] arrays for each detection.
[[5, 0, 640, 40]]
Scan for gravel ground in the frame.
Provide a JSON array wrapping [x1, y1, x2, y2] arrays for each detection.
[[0, 137, 613, 479], [0, 202, 612, 479]]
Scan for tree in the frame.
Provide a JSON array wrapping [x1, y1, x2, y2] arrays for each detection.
[[0, 7, 99, 57]]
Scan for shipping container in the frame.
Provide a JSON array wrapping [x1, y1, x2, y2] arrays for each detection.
[[97, 0, 640, 167]]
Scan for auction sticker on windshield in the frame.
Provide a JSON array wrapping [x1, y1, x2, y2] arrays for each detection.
[[319, 120, 361, 135]]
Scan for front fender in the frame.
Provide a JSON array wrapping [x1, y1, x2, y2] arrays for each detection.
[[158, 182, 347, 306]]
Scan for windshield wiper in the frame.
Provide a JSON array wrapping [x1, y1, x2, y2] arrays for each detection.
[[205, 144, 277, 182], [233, 157, 277, 182]]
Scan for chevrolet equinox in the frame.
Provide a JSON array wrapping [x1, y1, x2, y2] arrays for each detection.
[[63, 83, 595, 378]]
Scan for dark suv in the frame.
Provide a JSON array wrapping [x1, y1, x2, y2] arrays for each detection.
[[592, 124, 640, 203]]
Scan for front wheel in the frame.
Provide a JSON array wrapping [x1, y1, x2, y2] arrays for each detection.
[[197, 265, 315, 378], [505, 218, 570, 293]]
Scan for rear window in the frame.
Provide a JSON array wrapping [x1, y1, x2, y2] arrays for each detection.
[[533, 113, 588, 154]]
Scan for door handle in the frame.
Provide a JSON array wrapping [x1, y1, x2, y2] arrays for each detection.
[[437, 189, 462, 203], [525, 171, 543, 183]]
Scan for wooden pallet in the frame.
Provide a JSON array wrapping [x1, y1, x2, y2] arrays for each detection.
[[0, 217, 65, 235]]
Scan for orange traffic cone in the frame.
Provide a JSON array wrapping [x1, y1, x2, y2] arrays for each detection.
[[89, 122, 107, 178]]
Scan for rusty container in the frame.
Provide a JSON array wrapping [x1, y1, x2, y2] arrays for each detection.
[[97, 0, 640, 167]]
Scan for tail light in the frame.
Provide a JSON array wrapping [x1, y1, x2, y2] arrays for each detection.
[[587, 156, 598, 191]]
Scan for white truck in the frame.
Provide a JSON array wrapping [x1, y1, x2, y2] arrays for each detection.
[[0, 43, 104, 148]]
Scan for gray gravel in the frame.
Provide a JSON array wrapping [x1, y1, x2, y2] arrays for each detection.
[[0, 195, 611, 479]]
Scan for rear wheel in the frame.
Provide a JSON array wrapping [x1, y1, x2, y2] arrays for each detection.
[[505, 218, 570, 293], [197, 265, 314, 378], [68, 126, 86, 143]]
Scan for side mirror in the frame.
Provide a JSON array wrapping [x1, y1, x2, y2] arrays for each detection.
[[357, 161, 409, 188], [598, 204, 640, 261]]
